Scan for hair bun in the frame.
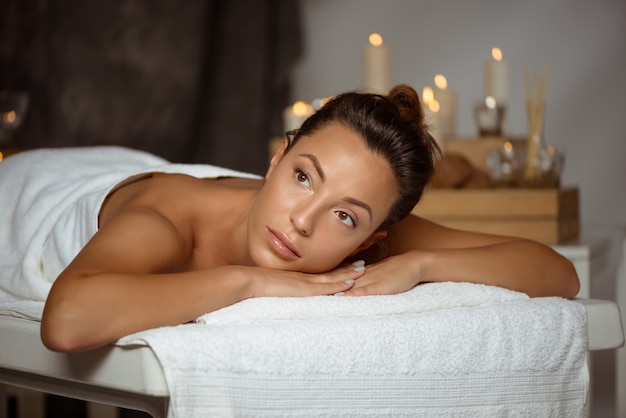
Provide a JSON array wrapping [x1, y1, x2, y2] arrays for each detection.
[[387, 84, 425, 129], [387, 84, 440, 155]]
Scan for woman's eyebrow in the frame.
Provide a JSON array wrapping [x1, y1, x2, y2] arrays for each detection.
[[299, 154, 325, 182], [343, 197, 373, 222]]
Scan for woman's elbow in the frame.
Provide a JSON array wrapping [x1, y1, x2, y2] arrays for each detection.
[[558, 258, 580, 299], [41, 328, 79, 353], [41, 301, 92, 353]]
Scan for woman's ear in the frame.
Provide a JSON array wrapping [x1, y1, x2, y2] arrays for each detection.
[[265, 138, 289, 180], [351, 230, 388, 256]]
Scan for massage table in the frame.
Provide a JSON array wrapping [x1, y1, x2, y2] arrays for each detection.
[[0, 295, 623, 418], [2, 149, 623, 417]]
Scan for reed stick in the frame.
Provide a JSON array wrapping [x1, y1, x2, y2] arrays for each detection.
[[523, 66, 551, 184]]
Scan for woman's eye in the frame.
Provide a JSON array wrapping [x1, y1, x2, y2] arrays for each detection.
[[295, 169, 310, 187], [336, 211, 356, 228]]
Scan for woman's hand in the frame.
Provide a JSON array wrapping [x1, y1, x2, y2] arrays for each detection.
[[341, 251, 426, 296], [249, 261, 367, 298], [379, 215, 580, 298]]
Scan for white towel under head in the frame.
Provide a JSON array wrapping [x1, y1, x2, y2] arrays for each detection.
[[120, 282, 588, 417], [196, 280, 526, 324]]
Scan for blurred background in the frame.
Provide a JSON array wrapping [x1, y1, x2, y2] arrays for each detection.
[[0, 0, 301, 174], [1, 0, 624, 227], [291, 0, 626, 229]]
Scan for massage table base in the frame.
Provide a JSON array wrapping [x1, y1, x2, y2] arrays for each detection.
[[0, 316, 169, 418], [1, 298, 623, 418], [0, 369, 167, 418]]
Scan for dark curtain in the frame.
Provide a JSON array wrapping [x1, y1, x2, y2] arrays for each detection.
[[0, 0, 302, 175]]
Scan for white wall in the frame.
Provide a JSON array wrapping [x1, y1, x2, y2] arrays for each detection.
[[292, 0, 626, 227]]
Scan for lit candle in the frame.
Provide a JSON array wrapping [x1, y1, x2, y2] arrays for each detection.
[[432, 74, 457, 141], [422, 86, 442, 149], [473, 96, 505, 136], [272, 101, 315, 160], [282, 100, 314, 133], [363, 33, 390, 94], [499, 140, 518, 185], [484, 47, 510, 106]]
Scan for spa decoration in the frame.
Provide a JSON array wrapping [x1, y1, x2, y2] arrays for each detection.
[[432, 74, 457, 141], [522, 65, 551, 185], [422, 86, 442, 149], [484, 48, 510, 107], [282, 100, 314, 133], [495, 140, 518, 186], [273, 100, 315, 160], [0, 91, 29, 147], [473, 96, 506, 137], [484, 138, 564, 188], [363, 33, 390, 94]]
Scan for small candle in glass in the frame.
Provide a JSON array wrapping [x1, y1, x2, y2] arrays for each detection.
[[473, 96, 506, 137]]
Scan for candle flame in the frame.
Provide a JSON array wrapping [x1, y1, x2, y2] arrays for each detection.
[[2, 110, 16, 123], [434, 74, 448, 90], [292, 101, 311, 116], [369, 33, 383, 47], [422, 87, 434, 104], [504, 140, 513, 153], [428, 99, 440, 113], [491, 47, 503, 62], [485, 96, 497, 109]]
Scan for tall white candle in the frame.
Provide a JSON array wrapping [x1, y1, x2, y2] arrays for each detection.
[[484, 47, 510, 106], [363, 33, 390, 94], [432, 74, 457, 141]]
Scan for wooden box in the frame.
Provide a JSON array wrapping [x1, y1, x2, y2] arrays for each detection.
[[411, 186, 580, 244]]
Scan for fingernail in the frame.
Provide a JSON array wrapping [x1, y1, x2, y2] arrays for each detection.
[[353, 265, 365, 272], [352, 260, 365, 267], [344, 279, 355, 285], [334, 292, 345, 296]]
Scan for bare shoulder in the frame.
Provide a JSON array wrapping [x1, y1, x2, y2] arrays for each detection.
[[99, 174, 214, 227], [87, 173, 263, 273], [386, 214, 519, 254], [62, 174, 204, 275]]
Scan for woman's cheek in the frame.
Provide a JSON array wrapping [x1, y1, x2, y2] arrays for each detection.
[[303, 241, 353, 271]]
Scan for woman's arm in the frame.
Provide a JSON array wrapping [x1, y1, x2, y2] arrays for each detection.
[[41, 206, 360, 353], [345, 214, 580, 298]]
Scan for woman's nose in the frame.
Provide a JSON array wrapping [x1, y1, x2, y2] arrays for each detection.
[[290, 202, 316, 237]]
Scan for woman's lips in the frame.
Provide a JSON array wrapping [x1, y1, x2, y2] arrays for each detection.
[[267, 228, 301, 259]]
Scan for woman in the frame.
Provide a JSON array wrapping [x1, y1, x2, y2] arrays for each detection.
[[6, 84, 577, 352]]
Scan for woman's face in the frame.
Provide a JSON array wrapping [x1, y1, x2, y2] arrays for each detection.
[[247, 122, 398, 272]]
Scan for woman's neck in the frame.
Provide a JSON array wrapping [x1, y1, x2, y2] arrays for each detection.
[[193, 178, 262, 268]]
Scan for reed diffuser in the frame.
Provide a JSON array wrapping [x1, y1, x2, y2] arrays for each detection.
[[523, 66, 551, 185]]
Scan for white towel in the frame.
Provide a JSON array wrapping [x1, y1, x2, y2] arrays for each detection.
[[196, 280, 528, 324], [0, 300, 45, 320], [0, 146, 259, 312], [120, 282, 588, 418]]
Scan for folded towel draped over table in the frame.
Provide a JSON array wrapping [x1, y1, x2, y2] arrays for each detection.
[[121, 282, 588, 418]]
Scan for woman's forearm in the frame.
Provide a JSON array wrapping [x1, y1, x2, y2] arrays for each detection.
[[41, 266, 253, 353], [41, 263, 361, 352], [419, 240, 580, 297]]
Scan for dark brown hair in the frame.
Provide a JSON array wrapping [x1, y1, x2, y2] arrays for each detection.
[[285, 84, 440, 229]]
